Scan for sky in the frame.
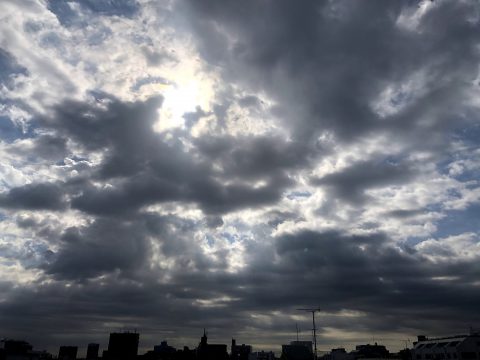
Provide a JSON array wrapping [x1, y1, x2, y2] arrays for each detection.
[[1, 0, 480, 356]]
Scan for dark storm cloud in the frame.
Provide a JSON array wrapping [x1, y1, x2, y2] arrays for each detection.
[[0, 211, 251, 348], [28, 95, 303, 215], [312, 159, 415, 204], [1, 229, 479, 351], [13, 211, 218, 282], [181, 0, 480, 144], [194, 135, 312, 180], [40, 95, 163, 153], [6, 134, 69, 160], [237, 230, 480, 329], [32, 134, 68, 159], [0, 183, 66, 211], [2, 0, 480, 352], [44, 218, 149, 280]]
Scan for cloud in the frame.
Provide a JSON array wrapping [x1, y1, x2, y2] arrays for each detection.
[[0, 182, 66, 211], [6, 134, 68, 161], [0, 48, 27, 87], [1, 0, 480, 353], [27, 95, 297, 216], [1, 228, 479, 352], [44, 218, 150, 280], [181, 0, 480, 144], [312, 159, 416, 204]]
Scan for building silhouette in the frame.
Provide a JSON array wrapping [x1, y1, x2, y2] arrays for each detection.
[[177, 346, 196, 360], [86, 343, 99, 360], [320, 348, 354, 360], [281, 341, 313, 360], [3, 340, 33, 355], [231, 339, 252, 360], [0, 339, 52, 360], [351, 343, 389, 359], [138, 341, 178, 360], [248, 351, 276, 360], [5, 327, 480, 360], [412, 333, 480, 360], [154, 341, 176, 356], [196, 330, 229, 360], [106, 332, 139, 360], [280, 340, 314, 360], [58, 346, 77, 360]]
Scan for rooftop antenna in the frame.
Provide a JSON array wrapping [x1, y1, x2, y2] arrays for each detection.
[[296, 323, 300, 342], [297, 308, 321, 360]]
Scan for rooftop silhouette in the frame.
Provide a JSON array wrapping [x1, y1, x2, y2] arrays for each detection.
[[2, 329, 480, 360]]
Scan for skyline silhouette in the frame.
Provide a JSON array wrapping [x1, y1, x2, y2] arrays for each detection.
[[2, 329, 480, 360]]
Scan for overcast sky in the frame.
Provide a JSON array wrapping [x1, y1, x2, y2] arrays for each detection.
[[1, 0, 480, 356]]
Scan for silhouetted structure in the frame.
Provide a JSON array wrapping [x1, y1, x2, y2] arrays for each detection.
[[177, 346, 196, 360], [3, 340, 33, 355], [0, 340, 52, 360], [106, 332, 139, 360], [297, 308, 321, 359], [154, 341, 176, 355], [86, 343, 99, 360], [320, 348, 354, 360], [140, 341, 177, 360], [58, 346, 77, 360], [351, 343, 389, 359], [248, 351, 276, 360], [231, 339, 252, 360], [398, 348, 412, 360], [412, 333, 480, 360], [281, 341, 313, 360], [196, 330, 229, 360], [10, 327, 480, 360]]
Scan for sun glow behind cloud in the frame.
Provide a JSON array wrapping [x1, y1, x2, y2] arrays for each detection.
[[156, 81, 202, 132], [152, 59, 219, 132]]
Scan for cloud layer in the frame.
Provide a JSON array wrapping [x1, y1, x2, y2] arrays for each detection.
[[1, 0, 480, 355]]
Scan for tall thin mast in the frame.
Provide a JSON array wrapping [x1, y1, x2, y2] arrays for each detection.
[[297, 308, 321, 360]]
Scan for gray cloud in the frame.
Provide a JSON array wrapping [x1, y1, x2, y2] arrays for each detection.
[[0, 48, 27, 88], [0, 183, 66, 211], [44, 218, 150, 280], [141, 47, 178, 67], [6, 134, 69, 161], [16, 95, 299, 216], [181, 0, 480, 145], [1, 229, 479, 353], [1, 0, 480, 353], [312, 159, 415, 204]]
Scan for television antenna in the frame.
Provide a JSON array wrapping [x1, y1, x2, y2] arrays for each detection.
[[297, 308, 321, 360]]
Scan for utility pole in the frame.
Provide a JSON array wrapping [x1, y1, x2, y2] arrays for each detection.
[[297, 308, 321, 360]]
